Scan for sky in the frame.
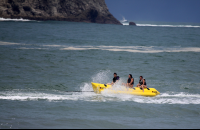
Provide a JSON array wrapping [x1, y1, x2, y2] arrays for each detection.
[[105, 0, 200, 23]]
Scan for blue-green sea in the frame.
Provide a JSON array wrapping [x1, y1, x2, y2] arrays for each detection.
[[0, 18, 200, 129]]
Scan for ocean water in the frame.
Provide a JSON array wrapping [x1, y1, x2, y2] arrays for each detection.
[[0, 18, 200, 129]]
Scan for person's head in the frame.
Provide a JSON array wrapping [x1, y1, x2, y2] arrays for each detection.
[[129, 74, 132, 78], [140, 76, 143, 80], [114, 73, 117, 77]]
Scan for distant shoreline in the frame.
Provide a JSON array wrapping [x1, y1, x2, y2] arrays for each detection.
[[0, 0, 122, 25]]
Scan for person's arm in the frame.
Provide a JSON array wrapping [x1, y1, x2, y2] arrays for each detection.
[[111, 81, 114, 85], [107, 80, 114, 85], [137, 80, 141, 86], [131, 78, 134, 84], [142, 79, 145, 85]]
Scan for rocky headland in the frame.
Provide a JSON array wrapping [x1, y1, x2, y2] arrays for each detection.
[[129, 22, 136, 26], [0, 0, 122, 25]]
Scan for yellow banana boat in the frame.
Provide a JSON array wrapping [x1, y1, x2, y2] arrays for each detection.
[[91, 82, 160, 97]]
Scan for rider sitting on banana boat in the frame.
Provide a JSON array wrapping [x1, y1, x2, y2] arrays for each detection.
[[136, 76, 147, 92], [122, 74, 134, 88], [107, 73, 120, 85]]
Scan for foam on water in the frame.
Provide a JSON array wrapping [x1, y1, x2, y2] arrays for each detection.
[[122, 23, 129, 26], [1, 90, 200, 104], [1, 41, 200, 53], [61, 46, 200, 53], [0, 71, 199, 104], [0, 17, 34, 22], [0, 41, 21, 45], [18, 47, 47, 50], [0, 90, 94, 101], [61, 47, 99, 51], [136, 24, 200, 28], [119, 20, 200, 28]]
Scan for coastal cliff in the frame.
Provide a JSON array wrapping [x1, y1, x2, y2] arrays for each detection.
[[0, 0, 121, 25]]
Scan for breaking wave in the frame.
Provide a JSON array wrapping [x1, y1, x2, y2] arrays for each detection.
[[1, 41, 200, 53], [0, 17, 34, 22], [60, 46, 200, 53], [119, 20, 200, 28], [0, 41, 21, 45], [136, 24, 200, 28]]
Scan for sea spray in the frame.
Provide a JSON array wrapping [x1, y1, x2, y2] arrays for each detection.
[[80, 70, 112, 92], [91, 70, 112, 84]]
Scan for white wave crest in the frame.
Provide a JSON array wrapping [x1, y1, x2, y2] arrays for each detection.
[[18, 47, 47, 50], [61, 47, 99, 50], [122, 23, 129, 26], [0, 17, 33, 22], [136, 24, 200, 28], [1, 41, 200, 53], [61, 46, 200, 53], [0, 41, 21, 45]]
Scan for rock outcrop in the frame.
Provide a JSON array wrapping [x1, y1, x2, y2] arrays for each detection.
[[129, 22, 136, 26], [0, 0, 122, 25]]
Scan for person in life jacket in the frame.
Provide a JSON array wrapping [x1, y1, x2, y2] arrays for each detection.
[[107, 73, 120, 85], [136, 76, 147, 92], [122, 74, 134, 88]]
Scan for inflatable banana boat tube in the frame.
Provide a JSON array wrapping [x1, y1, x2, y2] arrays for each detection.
[[91, 82, 160, 97]]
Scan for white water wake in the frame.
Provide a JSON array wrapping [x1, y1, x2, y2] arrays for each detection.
[[0, 71, 199, 104], [1, 90, 200, 104]]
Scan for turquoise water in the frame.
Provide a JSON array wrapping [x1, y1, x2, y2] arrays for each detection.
[[0, 19, 200, 128]]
